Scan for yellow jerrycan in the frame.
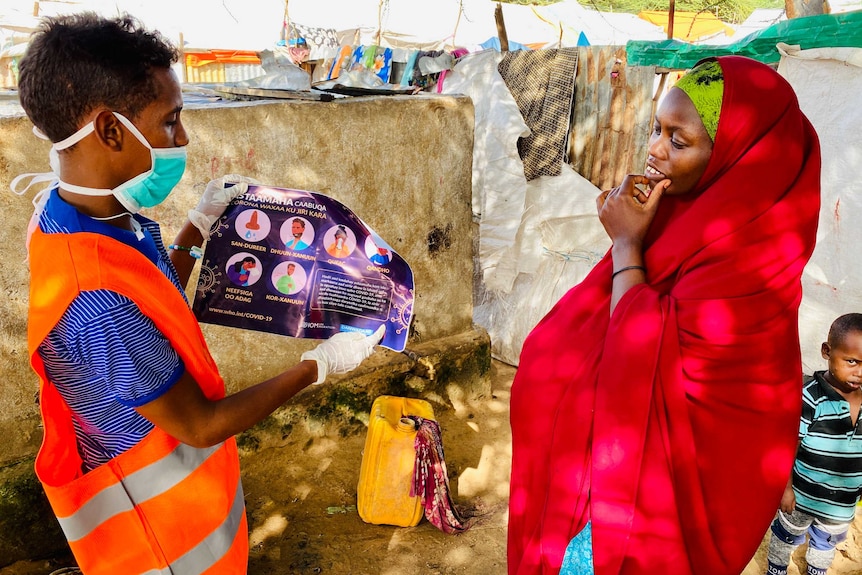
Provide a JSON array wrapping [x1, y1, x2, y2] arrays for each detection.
[[357, 395, 436, 527]]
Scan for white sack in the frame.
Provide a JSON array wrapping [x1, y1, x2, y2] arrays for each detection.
[[440, 49, 530, 294], [474, 165, 608, 365]]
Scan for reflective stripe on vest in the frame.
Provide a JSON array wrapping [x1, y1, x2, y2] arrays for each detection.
[[138, 480, 245, 575], [58, 442, 221, 541], [27, 228, 248, 574]]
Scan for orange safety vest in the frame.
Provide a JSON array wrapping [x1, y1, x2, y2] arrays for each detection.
[[27, 227, 248, 575]]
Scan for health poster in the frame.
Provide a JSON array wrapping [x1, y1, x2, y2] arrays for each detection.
[[192, 185, 413, 352]]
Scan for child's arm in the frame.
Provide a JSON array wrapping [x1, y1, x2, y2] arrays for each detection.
[[779, 439, 802, 513], [779, 474, 796, 513]]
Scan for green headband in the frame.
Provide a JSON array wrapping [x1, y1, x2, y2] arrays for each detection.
[[674, 59, 724, 141]]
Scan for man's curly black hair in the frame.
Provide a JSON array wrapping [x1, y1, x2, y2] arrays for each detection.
[[18, 12, 179, 143]]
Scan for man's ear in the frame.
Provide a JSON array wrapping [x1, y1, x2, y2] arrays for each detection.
[[822, 341, 832, 361], [92, 110, 124, 151]]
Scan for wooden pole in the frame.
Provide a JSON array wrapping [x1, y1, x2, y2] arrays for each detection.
[[650, 0, 675, 127], [282, 0, 289, 43], [178, 32, 187, 84], [667, 0, 675, 39], [495, 2, 509, 52], [377, 0, 384, 47]]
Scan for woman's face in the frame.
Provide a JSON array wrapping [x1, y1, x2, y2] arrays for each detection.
[[645, 87, 714, 196]]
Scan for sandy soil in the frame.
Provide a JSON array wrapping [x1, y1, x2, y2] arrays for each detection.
[[4, 359, 862, 575]]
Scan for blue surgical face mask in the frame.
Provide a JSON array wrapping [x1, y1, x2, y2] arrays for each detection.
[[50, 112, 186, 213]]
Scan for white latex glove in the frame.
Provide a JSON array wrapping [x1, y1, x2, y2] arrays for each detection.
[[188, 174, 260, 240], [301, 326, 385, 385]]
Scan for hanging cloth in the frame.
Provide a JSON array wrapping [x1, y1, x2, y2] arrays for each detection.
[[409, 416, 470, 534]]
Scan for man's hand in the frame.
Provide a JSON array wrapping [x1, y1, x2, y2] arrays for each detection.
[[301, 326, 386, 385], [188, 174, 259, 240]]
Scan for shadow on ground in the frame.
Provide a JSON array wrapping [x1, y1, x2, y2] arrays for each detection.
[[0, 361, 516, 575], [7, 359, 862, 575]]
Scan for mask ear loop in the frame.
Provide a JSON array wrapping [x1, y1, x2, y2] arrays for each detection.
[[49, 122, 96, 151], [90, 211, 145, 241], [11, 176, 54, 259], [111, 112, 152, 150], [14, 119, 147, 246], [11, 126, 60, 257], [11, 126, 63, 216]]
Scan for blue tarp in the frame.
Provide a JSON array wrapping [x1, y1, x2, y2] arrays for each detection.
[[481, 37, 532, 51]]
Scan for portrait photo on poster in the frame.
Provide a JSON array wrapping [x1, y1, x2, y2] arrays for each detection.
[[192, 185, 414, 352]]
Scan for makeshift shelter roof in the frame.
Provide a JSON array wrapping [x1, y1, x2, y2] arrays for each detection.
[[637, 10, 734, 42], [626, 10, 862, 68], [735, 8, 787, 36], [538, 3, 667, 45], [2, 0, 671, 60], [287, 0, 666, 50], [697, 8, 786, 46], [1, 0, 286, 53]]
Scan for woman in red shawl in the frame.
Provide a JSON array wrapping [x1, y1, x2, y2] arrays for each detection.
[[507, 56, 821, 575]]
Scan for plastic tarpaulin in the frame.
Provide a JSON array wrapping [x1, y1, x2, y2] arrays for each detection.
[[626, 10, 862, 69], [439, 50, 530, 295], [781, 45, 862, 372], [637, 10, 735, 42]]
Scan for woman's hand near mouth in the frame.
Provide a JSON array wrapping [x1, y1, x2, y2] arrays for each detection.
[[597, 173, 670, 249]]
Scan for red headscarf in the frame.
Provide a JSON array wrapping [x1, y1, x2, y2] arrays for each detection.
[[507, 56, 821, 575]]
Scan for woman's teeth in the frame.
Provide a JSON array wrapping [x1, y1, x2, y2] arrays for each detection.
[[646, 166, 665, 177]]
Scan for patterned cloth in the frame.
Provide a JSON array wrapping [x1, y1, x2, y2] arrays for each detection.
[[497, 48, 579, 181], [560, 522, 594, 574], [409, 416, 469, 534], [286, 23, 339, 61]]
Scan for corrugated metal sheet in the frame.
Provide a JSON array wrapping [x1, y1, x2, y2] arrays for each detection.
[[569, 45, 656, 192], [184, 62, 265, 84]]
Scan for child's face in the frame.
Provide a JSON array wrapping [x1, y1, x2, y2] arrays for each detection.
[[822, 329, 862, 394]]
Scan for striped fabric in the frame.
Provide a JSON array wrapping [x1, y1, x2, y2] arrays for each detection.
[[794, 371, 862, 522], [36, 190, 186, 472]]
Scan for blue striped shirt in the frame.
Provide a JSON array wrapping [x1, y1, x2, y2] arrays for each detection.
[[793, 371, 862, 521], [36, 189, 186, 473]]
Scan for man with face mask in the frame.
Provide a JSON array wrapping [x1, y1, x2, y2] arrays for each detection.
[[14, 13, 383, 575]]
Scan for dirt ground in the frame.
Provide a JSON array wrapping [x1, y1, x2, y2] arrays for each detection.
[[4, 359, 862, 575]]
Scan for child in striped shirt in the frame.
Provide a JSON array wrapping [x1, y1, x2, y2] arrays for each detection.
[[766, 313, 862, 575]]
